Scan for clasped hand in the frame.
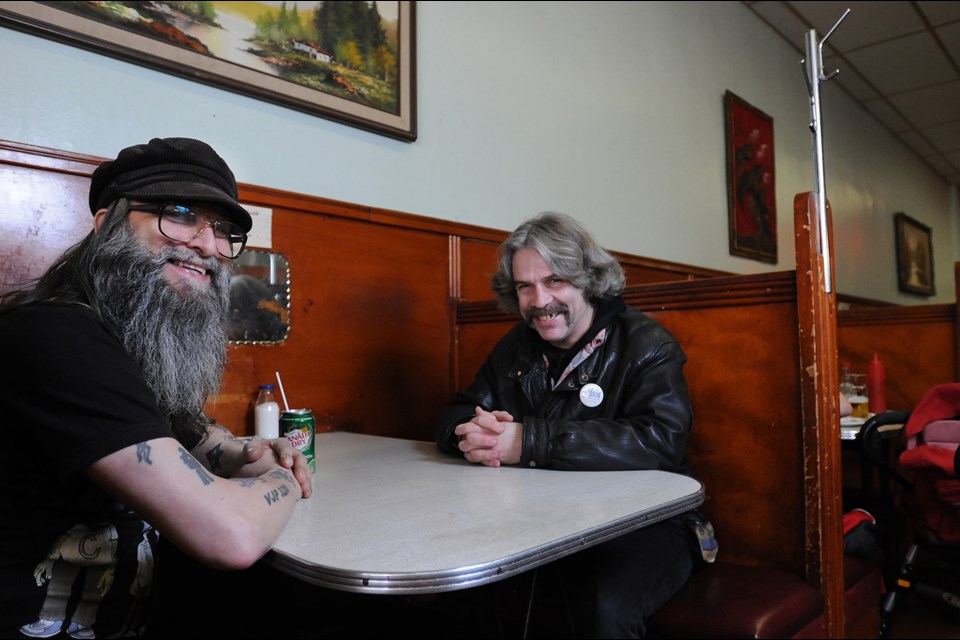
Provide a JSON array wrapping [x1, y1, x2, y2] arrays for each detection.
[[455, 406, 522, 467], [239, 438, 313, 498]]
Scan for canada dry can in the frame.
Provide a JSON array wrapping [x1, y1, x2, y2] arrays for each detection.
[[280, 409, 315, 473]]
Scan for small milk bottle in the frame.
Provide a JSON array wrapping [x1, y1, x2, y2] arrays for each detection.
[[254, 384, 280, 438]]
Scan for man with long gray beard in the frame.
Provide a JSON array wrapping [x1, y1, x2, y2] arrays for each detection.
[[0, 138, 311, 639], [436, 212, 708, 638]]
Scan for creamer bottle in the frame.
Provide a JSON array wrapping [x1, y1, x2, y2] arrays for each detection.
[[254, 384, 280, 438]]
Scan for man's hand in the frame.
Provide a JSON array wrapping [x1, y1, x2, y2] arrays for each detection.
[[238, 438, 312, 498], [455, 406, 522, 467]]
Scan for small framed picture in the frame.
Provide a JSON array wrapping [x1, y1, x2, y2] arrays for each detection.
[[895, 212, 935, 296]]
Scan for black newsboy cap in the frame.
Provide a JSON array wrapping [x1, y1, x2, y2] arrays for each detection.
[[89, 137, 252, 232]]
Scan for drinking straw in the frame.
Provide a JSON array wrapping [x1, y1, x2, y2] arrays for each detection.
[[275, 371, 290, 412]]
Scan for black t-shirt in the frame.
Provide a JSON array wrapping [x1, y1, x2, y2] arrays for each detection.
[[0, 304, 172, 637]]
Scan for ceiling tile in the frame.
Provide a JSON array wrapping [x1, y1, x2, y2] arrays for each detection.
[[787, 1, 924, 52], [923, 154, 951, 172], [917, 1, 960, 26], [845, 32, 956, 95], [921, 121, 960, 153], [823, 55, 879, 100], [747, 0, 813, 52], [936, 22, 960, 65], [897, 130, 939, 157], [862, 98, 913, 132], [938, 150, 960, 170], [887, 80, 960, 128]]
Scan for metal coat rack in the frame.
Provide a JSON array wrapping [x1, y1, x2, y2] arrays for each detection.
[[801, 8, 850, 293]]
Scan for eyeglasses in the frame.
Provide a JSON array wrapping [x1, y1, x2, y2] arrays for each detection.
[[131, 203, 247, 259]]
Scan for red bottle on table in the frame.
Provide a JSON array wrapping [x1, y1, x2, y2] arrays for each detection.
[[867, 353, 887, 414]]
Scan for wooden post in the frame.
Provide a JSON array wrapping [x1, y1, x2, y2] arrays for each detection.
[[794, 191, 846, 636]]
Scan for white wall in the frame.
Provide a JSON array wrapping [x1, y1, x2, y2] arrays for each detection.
[[0, 1, 955, 302]]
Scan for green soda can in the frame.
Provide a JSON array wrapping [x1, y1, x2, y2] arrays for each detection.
[[280, 409, 315, 473]]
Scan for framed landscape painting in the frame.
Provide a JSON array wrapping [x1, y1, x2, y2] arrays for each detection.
[[725, 90, 777, 264], [0, 1, 417, 140]]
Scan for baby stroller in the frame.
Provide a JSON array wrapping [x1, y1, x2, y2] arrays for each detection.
[[860, 383, 960, 638]]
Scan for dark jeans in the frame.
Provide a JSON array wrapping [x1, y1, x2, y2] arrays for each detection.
[[146, 518, 696, 639], [556, 515, 697, 638]]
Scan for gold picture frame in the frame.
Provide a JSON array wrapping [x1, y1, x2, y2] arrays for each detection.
[[0, 1, 416, 141], [895, 212, 935, 296]]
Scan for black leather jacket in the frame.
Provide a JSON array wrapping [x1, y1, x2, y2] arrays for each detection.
[[436, 304, 693, 472]]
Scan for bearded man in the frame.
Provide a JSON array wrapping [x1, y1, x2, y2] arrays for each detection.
[[436, 212, 707, 638], [0, 138, 311, 638]]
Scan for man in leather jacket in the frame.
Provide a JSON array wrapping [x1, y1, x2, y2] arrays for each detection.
[[435, 212, 700, 638]]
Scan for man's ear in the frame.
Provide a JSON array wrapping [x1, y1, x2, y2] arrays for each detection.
[[93, 208, 110, 233]]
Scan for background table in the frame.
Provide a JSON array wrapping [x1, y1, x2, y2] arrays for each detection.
[[264, 431, 704, 594]]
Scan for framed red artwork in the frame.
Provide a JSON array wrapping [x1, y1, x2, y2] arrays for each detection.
[[725, 90, 777, 264]]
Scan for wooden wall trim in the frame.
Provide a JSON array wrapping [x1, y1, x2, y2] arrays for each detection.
[[239, 183, 511, 242], [623, 271, 795, 310], [0, 139, 103, 175], [836, 292, 898, 308], [838, 303, 954, 326], [455, 271, 797, 325], [612, 249, 730, 280]]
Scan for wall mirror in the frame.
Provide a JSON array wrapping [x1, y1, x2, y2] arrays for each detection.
[[227, 249, 291, 344]]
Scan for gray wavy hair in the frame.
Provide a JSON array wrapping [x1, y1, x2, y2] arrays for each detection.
[[490, 212, 625, 314]]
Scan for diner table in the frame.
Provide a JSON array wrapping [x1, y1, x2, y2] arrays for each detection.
[[263, 431, 704, 595]]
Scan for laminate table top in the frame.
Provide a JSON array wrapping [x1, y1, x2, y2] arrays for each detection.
[[263, 431, 704, 594]]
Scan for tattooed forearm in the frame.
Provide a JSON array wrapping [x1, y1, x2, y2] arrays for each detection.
[[136, 442, 153, 465], [206, 443, 225, 472], [178, 448, 215, 486]]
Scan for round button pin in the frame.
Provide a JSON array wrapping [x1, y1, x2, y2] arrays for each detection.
[[579, 383, 604, 407]]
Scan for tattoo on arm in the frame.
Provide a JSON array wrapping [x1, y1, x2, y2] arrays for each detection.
[[177, 448, 215, 486], [136, 442, 153, 465], [262, 469, 296, 505], [206, 443, 224, 472], [266, 468, 294, 485], [263, 484, 291, 505]]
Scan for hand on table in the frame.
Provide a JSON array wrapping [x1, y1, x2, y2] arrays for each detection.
[[455, 406, 522, 467], [240, 438, 313, 498]]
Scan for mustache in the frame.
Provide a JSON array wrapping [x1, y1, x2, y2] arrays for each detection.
[[523, 302, 570, 324], [160, 246, 225, 280]]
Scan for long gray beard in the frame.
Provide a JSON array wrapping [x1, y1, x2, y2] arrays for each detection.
[[91, 224, 232, 421]]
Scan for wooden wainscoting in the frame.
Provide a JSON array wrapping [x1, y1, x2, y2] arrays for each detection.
[[837, 262, 960, 410], [0, 138, 726, 443]]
